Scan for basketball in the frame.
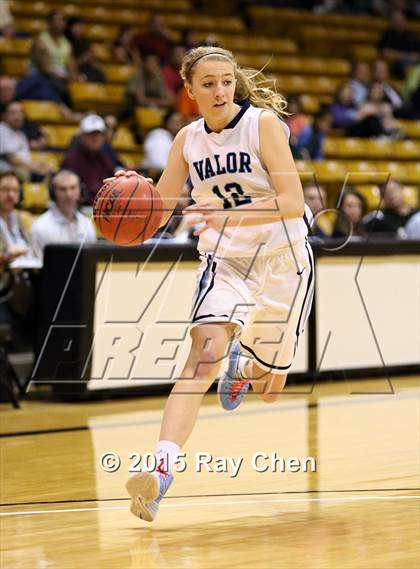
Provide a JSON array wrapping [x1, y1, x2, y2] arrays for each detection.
[[93, 175, 163, 246]]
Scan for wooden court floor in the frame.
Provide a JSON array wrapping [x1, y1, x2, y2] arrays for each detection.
[[1, 376, 419, 569]]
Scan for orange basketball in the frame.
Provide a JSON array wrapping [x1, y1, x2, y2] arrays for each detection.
[[93, 175, 163, 246]]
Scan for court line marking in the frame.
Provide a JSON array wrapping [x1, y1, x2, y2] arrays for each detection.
[[2, 486, 419, 508], [1, 391, 418, 439], [1, 494, 419, 517]]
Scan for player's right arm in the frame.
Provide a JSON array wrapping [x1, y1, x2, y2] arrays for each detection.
[[105, 127, 189, 228]]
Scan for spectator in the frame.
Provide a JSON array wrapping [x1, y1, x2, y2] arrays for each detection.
[[402, 63, 420, 114], [0, 0, 14, 38], [176, 85, 200, 121], [404, 211, 420, 239], [103, 114, 126, 169], [65, 17, 90, 61], [363, 179, 418, 236], [65, 18, 105, 83], [162, 46, 186, 95], [348, 82, 402, 138], [111, 26, 140, 65], [0, 76, 16, 115], [21, 120, 48, 151], [68, 114, 124, 168], [303, 183, 333, 237], [330, 82, 357, 129], [61, 114, 115, 205], [141, 111, 184, 176], [0, 102, 52, 181], [348, 61, 371, 107], [180, 29, 200, 51], [30, 170, 96, 260], [15, 66, 70, 109], [121, 54, 173, 119], [373, 58, 418, 118], [285, 95, 309, 138], [0, 171, 35, 264], [298, 107, 332, 160], [0, 171, 38, 350], [32, 11, 77, 81], [378, 10, 420, 78], [132, 13, 173, 63], [332, 189, 368, 238]]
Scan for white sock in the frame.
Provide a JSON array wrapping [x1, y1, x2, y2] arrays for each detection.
[[237, 354, 252, 379], [154, 440, 181, 479]]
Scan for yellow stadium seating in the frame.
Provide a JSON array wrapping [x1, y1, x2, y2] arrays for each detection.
[[355, 184, 419, 210], [13, 17, 45, 35], [351, 45, 379, 62], [22, 181, 50, 212], [1, 56, 28, 77], [120, 152, 144, 169], [324, 138, 366, 159], [82, 7, 149, 26], [0, 37, 31, 56], [31, 151, 62, 171], [344, 160, 391, 184], [272, 75, 342, 95], [69, 82, 124, 112], [206, 35, 298, 55], [112, 127, 138, 152], [235, 54, 349, 76], [300, 94, 331, 114], [21, 100, 64, 123], [402, 186, 419, 208], [354, 185, 382, 210], [42, 125, 79, 149], [85, 24, 118, 42], [396, 120, 420, 139], [135, 107, 166, 137], [102, 64, 135, 84], [93, 43, 112, 63], [9, 0, 50, 17]]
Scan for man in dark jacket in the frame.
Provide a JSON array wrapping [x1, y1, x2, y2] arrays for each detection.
[[61, 114, 115, 204]]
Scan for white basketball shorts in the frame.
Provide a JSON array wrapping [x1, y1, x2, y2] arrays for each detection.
[[190, 238, 314, 374]]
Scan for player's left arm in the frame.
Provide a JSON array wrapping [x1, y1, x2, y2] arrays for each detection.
[[258, 110, 305, 219]]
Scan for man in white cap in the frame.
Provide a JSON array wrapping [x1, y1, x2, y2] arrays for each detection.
[[61, 113, 115, 204]]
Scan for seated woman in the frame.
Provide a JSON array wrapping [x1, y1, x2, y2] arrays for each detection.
[[349, 82, 403, 138], [329, 82, 357, 129], [332, 189, 367, 239]]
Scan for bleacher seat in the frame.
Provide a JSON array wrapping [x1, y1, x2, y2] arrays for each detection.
[[42, 125, 79, 149], [0, 37, 31, 56], [135, 107, 166, 137], [112, 127, 138, 152], [31, 151, 62, 171], [21, 100, 64, 123], [102, 64, 135, 84], [1, 56, 28, 77], [22, 181, 50, 212]]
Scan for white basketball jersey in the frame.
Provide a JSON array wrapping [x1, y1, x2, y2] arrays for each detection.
[[183, 101, 311, 258]]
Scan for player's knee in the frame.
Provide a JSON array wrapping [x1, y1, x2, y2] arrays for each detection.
[[193, 348, 220, 380]]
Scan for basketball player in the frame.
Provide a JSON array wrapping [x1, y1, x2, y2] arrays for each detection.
[[108, 46, 314, 522]]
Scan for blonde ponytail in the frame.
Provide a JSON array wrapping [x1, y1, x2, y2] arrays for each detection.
[[180, 46, 288, 118]]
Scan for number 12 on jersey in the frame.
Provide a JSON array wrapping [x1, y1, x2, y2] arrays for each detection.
[[211, 182, 252, 209]]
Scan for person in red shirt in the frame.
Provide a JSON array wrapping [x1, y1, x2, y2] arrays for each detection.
[[132, 13, 173, 63], [162, 46, 186, 95], [61, 114, 115, 205]]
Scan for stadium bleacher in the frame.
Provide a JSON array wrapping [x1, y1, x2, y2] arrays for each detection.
[[0, 0, 418, 214]]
